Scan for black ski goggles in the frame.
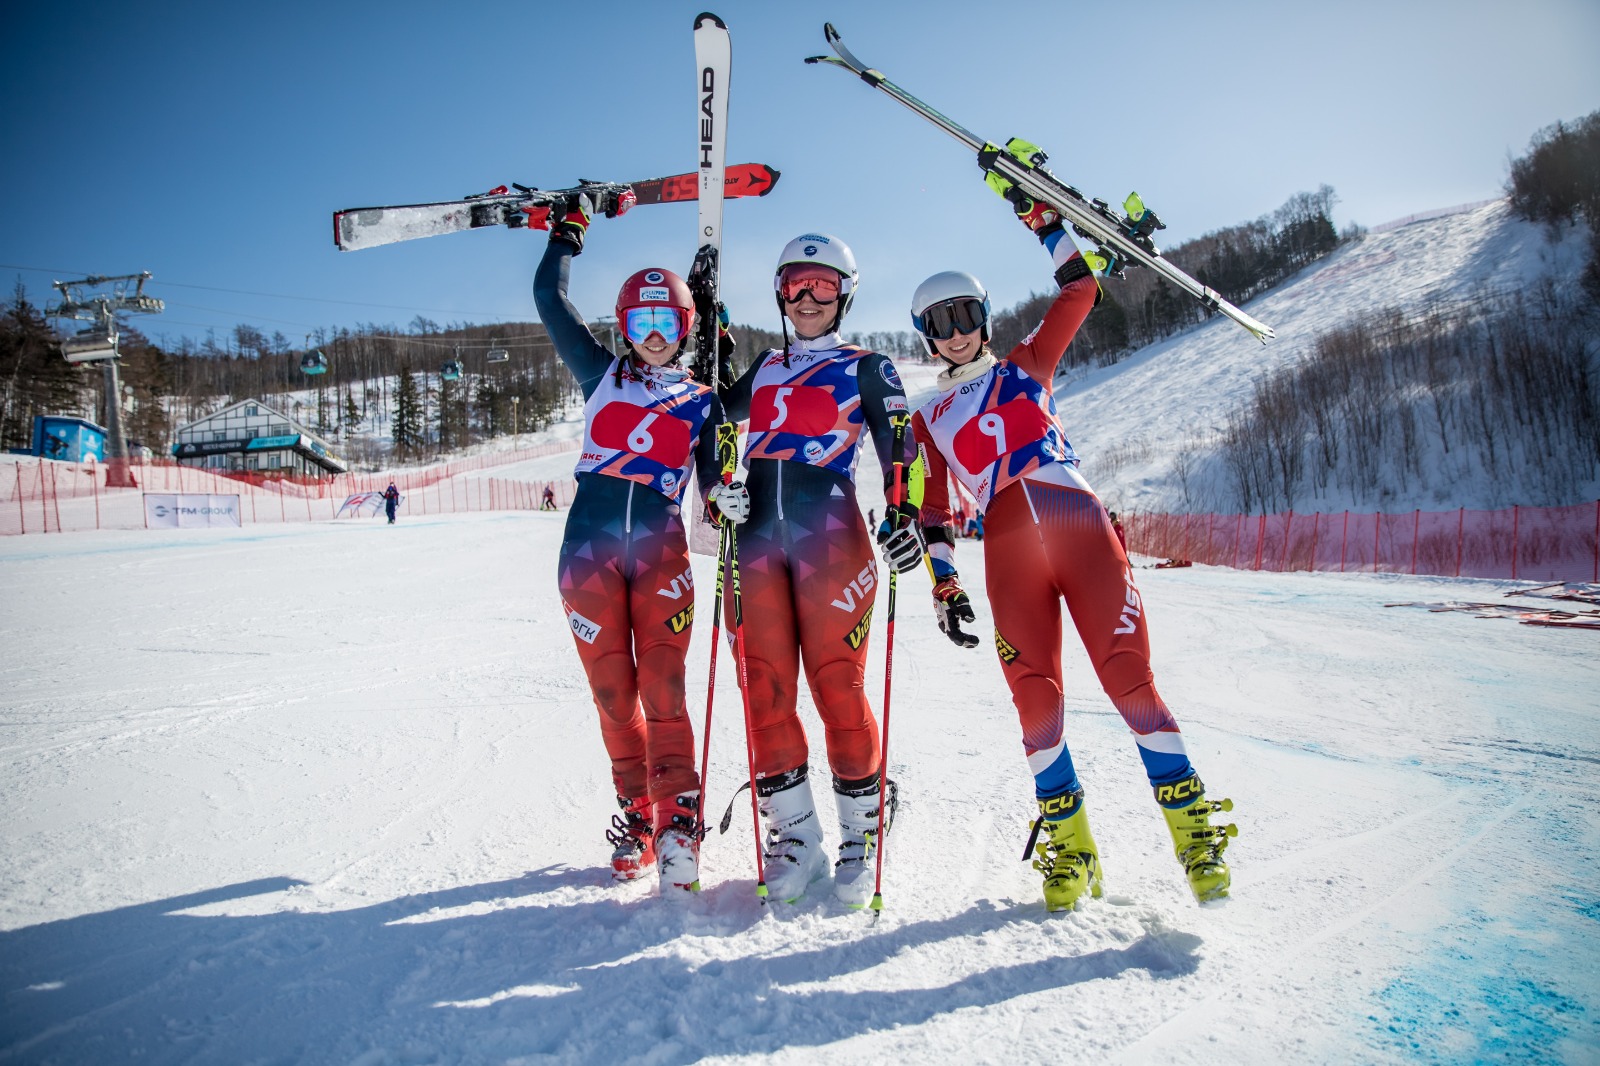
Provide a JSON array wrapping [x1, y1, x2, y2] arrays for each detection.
[[914, 296, 990, 341]]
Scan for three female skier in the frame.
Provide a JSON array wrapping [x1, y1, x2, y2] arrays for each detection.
[[531, 193, 747, 898], [906, 179, 1237, 909], [531, 180, 1235, 912]]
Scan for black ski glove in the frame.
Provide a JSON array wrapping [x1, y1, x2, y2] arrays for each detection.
[[876, 502, 924, 574], [549, 192, 594, 254], [932, 574, 980, 648]]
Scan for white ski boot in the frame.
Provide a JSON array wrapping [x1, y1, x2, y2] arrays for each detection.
[[833, 775, 896, 908], [757, 767, 826, 903], [654, 791, 701, 898]]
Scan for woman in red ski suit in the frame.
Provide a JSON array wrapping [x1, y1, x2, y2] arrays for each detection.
[[531, 193, 742, 898], [716, 232, 920, 907], [908, 186, 1236, 910]]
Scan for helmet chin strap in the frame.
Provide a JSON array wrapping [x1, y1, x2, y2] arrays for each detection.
[[776, 301, 843, 365]]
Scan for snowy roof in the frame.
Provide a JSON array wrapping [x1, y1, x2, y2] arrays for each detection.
[[174, 397, 297, 434]]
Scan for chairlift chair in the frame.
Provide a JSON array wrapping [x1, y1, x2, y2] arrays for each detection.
[[486, 338, 509, 363], [61, 324, 119, 363]]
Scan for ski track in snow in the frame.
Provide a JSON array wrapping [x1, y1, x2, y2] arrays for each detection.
[[2, 509, 1597, 1065]]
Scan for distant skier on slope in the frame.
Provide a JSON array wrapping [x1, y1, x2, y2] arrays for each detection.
[[531, 192, 739, 898], [907, 177, 1236, 909], [716, 233, 919, 907], [381, 482, 400, 524]]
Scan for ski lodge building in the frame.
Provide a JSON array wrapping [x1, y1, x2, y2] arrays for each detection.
[[171, 399, 347, 478]]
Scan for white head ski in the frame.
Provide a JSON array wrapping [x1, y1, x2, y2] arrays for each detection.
[[692, 12, 732, 380]]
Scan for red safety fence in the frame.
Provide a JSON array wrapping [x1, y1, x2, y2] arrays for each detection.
[[1126, 502, 1600, 583], [2, 439, 584, 535]]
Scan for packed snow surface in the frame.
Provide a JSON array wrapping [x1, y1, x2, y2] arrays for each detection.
[[2, 511, 1597, 1064]]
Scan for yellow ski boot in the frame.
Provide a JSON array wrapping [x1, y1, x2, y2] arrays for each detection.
[[1027, 788, 1103, 912], [1155, 773, 1237, 903]]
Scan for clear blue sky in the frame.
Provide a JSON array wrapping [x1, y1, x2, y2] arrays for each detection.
[[3, 0, 1597, 351]]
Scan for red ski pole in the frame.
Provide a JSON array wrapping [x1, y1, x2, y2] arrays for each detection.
[[871, 413, 912, 914], [695, 461, 733, 869]]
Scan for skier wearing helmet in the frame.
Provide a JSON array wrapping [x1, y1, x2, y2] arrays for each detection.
[[906, 179, 1237, 911], [531, 192, 743, 898], [716, 232, 920, 907]]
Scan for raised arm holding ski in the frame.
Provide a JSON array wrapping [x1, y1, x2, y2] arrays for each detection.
[[906, 178, 1237, 911], [532, 200, 724, 899]]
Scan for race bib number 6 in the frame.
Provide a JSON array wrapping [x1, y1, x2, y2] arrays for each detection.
[[593, 402, 692, 467]]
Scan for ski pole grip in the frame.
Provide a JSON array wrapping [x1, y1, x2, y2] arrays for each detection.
[[888, 413, 908, 509]]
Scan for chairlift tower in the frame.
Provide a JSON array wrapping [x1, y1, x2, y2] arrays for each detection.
[[47, 272, 164, 487]]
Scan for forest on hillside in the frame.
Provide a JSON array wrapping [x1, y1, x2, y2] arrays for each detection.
[[1207, 110, 1600, 512], [1214, 284, 1598, 512], [988, 185, 1347, 364]]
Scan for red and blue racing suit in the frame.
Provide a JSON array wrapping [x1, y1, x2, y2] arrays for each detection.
[[720, 332, 913, 789], [534, 240, 722, 807], [912, 235, 1193, 800]]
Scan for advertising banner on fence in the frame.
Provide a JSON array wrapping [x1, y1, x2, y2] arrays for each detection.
[[143, 494, 242, 529], [335, 492, 403, 518]]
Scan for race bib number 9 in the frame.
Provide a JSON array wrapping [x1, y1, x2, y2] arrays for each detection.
[[750, 384, 837, 436], [592, 402, 693, 467], [952, 397, 1051, 473]]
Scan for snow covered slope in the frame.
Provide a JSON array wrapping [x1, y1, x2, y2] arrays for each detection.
[[1058, 200, 1595, 513], [3, 515, 1596, 1063]]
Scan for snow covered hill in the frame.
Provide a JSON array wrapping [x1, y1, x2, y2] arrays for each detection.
[[1057, 200, 1596, 514], [3, 512, 1597, 1063]]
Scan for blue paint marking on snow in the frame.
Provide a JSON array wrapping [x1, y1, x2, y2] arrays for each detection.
[[1367, 905, 1596, 1062], [1572, 897, 1600, 923], [1374, 973, 1585, 1064]]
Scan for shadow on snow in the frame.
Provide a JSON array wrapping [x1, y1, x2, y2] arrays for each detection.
[[1, 866, 1202, 1063]]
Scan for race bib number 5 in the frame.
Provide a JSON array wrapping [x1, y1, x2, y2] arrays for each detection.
[[751, 384, 837, 436]]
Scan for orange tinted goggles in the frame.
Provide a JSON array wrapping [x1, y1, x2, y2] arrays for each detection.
[[776, 262, 844, 305]]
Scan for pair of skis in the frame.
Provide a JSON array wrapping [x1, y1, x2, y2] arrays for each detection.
[[806, 23, 1276, 344]]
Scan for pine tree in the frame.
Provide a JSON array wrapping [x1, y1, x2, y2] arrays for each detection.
[[343, 387, 361, 431], [0, 284, 83, 451], [393, 363, 423, 456]]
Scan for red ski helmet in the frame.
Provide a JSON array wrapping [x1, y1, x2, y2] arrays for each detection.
[[615, 268, 695, 353]]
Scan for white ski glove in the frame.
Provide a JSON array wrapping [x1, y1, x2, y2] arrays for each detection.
[[707, 481, 750, 527], [876, 503, 924, 574]]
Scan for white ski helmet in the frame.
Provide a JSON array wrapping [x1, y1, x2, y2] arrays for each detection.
[[910, 270, 991, 355], [775, 232, 859, 323]]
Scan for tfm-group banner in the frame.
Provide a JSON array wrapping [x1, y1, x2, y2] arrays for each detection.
[[143, 494, 243, 529]]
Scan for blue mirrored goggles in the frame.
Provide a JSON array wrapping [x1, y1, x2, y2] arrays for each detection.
[[914, 296, 990, 341], [622, 306, 688, 345]]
